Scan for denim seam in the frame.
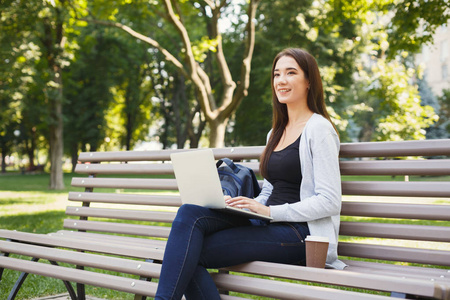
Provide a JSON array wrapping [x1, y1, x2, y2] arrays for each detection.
[[286, 223, 305, 242]]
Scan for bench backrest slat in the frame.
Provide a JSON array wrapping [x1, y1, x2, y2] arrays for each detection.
[[68, 192, 182, 206], [340, 159, 450, 176], [341, 202, 450, 220], [77, 146, 266, 162], [74, 162, 260, 175], [65, 206, 176, 223], [71, 177, 178, 190], [339, 139, 450, 157], [339, 222, 450, 242], [338, 243, 450, 266], [342, 181, 450, 197]]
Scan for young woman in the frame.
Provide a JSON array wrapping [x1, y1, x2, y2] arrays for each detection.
[[155, 48, 345, 300]]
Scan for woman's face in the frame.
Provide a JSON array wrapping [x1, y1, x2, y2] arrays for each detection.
[[273, 55, 309, 105]]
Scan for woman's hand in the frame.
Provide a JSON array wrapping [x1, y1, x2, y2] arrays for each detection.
[[224, 196, 271, 217]]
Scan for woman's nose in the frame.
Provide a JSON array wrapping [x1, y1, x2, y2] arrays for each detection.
[[276, 74, 287, 84]]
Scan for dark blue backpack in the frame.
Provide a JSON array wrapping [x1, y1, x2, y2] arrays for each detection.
[[216, 158, 261, 198]]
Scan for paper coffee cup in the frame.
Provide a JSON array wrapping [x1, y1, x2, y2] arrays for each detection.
[[305, 235, 329, 268]]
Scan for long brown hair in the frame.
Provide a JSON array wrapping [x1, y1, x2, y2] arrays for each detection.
[[259, 48, 337, 179]]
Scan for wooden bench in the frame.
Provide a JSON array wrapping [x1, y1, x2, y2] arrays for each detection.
[[1, 139, 450, 299]]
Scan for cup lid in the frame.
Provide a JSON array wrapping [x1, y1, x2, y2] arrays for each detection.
[[305, 235, 329, 242]]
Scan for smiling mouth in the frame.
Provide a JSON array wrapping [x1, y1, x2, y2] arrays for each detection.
[[278, 89, 291, 93]]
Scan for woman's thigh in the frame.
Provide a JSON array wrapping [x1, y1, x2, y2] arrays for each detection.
[[199, 222, 309, 268]]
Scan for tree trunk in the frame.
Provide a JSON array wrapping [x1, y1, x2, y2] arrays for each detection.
[[208, 118, 228, 148], [49, 70, 65, 190], [1, 147, 7, 173]]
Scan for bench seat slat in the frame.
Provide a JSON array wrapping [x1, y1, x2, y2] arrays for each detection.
[[68, 192, 182, 206], [54, 231, 167, 248], [65, 206, 176, 223], [339, 139, 450, 157], [339, 221, 450, 242], [342, 260, 450, 283], [224, 261, 446, 299], [71, 177, 178, 190], [0, 229, 163, 260], [0, 240, 161, 277], [342, 181, 450, 197], [63, 219, 171, 239], [0, 256, 158, 296], [341, 202, 450, 220], [211, 273, 393, 300], [340, 159, 450, 176], [338, 242, 450, 266]]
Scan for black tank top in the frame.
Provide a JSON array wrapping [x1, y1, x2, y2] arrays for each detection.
[[266, 135, 302, 206]]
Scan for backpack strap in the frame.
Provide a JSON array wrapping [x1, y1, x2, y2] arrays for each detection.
[[216, 158, 239, 173]]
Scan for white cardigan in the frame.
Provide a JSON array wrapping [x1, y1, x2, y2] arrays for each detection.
[[254, 113, 346, 269]]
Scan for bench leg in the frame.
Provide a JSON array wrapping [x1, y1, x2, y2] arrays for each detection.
[[76, 265, 86, 300], [7, 257, 40, 300], [49, 261, 78, 300], [0, 251, 9, 280]]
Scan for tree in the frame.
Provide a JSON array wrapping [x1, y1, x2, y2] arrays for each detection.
[[384, 0, 450, 57], [1, 0, 78, 189], [77, 0, 260, 147], [346, 57, 438, 141]]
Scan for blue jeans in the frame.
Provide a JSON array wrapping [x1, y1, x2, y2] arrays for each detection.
[[155, 204, 309, 300]]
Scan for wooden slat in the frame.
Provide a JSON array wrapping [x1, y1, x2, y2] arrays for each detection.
[[338, 242, 450, 266], [68, 192, 182, 207], [339, 222, 450, 242], [75, 163, 174, 175], [0, 240, 161, 277], [0, 229, 163, 260], [339, 139, 450, 157], [71, 177, 264, 190], [211, 273, 393, 300], [53, 231, 167, 248], [342, 181, 450, 197], [74, 162, 260, 175], [78, 146, 265, 163], [71, 177, 178, 190], [65, 206, 176, 223], [340, 159, 450, 176], [63, 219, 171, 239], [223, 261, 446, 299], [341, 202, 450, 221], [0, 256, 158, 296], [342, 260, 450, 283]]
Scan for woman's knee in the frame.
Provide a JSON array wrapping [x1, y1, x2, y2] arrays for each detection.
[[173, 204, 209, 226]]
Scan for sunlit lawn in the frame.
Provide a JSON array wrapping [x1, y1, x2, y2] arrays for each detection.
[[0, 172, 449, 299]]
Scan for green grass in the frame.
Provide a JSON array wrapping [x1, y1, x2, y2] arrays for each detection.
[[0, 172, 449, 299]]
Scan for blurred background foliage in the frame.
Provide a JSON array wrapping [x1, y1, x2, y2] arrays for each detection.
[[1, 0, 449, 188]]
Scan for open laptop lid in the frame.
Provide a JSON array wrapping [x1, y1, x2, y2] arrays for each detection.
[[170, 149, 226, 209]]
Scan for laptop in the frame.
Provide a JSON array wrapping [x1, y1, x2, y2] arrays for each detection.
[[170, 149, 273, 221]]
